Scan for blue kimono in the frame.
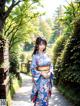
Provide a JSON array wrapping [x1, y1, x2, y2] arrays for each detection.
[[30, 51, 54, 106]]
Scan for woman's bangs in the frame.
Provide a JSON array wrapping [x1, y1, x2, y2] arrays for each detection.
[[40, 40, 46, 45]]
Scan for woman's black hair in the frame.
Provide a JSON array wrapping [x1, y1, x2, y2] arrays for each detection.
[[32, 37, 47, 55]]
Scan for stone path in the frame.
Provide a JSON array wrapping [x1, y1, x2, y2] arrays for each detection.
[[12, 73, 73, 106]]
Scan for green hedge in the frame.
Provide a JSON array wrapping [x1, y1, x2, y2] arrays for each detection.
[[53, 35, 67, 67], [52, 35, 68, 84], [53, 18, 80, 106], [58, 19, 80, 84]]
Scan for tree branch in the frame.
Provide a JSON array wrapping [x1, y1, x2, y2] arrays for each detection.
[[6, 15, 35, 38], [4, 0, 21, 20], [9, 38, 22, 50], [9, 26, 20, 44], [9, 32, 28, 50]]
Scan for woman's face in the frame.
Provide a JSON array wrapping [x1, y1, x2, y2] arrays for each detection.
[[38, 42, 46, 52]]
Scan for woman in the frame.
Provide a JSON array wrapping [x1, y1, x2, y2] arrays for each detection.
[[30, 37, 54, 106]]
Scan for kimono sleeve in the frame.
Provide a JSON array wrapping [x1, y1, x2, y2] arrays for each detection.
[[30, 55, 37, 69], [49, 62, 54, 88], [30, 55, 41, 84], [49, 62, 54, 80]]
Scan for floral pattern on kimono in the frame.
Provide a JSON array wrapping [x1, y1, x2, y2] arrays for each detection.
[[30, 52, 54, 106]]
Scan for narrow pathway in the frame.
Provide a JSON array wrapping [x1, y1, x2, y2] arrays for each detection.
[[12, 73, 73, 106]]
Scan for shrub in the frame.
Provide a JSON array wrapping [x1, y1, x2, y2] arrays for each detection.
[[59, 19, 80, 84], [9, 52, 19, 74], [53, 35, 67, 67], [52, 35, 67, 84]]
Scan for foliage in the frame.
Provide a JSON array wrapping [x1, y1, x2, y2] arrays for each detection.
[[54, 18, 80, 86], [52, 35, 67, 84], [4, 0, 44, 74], [59, 1, 80, 36], [59, 18, 80, 84], [52, 2, 80, 105], [53, 17, 80, 106], [50, 1, 80, 44], [23, 42, 34, 51], [53, 35, 67, 67], [7, 73, 22, 106], [49, 5, 64, 44], [9, 44, 22, 74], [5, 0, 43, 51], [9, 53, 19, 73], [39, 19, 52, 42]]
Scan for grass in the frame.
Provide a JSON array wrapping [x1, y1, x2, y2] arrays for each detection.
[[6, 74, 22, 106]]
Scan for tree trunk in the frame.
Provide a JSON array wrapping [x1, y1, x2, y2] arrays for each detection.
[[0, 19, 5, 37], [0, 0, 5, 37]]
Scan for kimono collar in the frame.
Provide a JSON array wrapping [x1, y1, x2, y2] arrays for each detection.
[[36, 51, 46, 55]]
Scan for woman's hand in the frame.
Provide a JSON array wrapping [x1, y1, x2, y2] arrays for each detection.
[[32, 77, 34, 82], [41, 71, 51, 79]]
